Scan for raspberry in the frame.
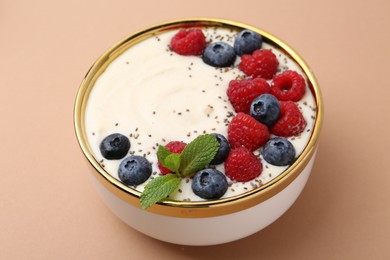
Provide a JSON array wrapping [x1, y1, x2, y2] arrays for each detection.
[[270, 101, 307, 137], [239, 49, 279, 79], [271, 70, 306, 101], [157, 141, 187, 174], [228, 112, 269, 151], [225, 147, 262, 182], [170, 29, 206, 56], [227, 78, 271, 114]]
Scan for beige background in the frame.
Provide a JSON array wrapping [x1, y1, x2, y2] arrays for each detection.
[[1, 0, 389, 259]]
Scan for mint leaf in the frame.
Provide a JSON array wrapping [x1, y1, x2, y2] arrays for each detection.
[[164, 153, 181, 174], [179, 134, 219, 176], [140, 174, 181, 209], [157, 145, 171, 164]]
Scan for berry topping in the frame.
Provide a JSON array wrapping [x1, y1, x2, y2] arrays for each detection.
[[202, 42, 236, 67], [210, 133, 231, 165], [271, 70, 306, 101], [234, 29, 263, 56], [262, 137, 296, 166], [239, 49, 279, 79], [170, 29, 206, 56], [118, 156, 152, 186], [228, 112, 270, 151], [227, 78, 271, 114], [158, 141, 187, 174], [99, 133, 130, 160], [225, 147, 262, 182], [192, 168, 228, 199], [250, 94, 281, 126], [270, 101, 307, 137]]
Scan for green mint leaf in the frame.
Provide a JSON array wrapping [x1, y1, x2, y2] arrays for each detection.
[[179, 134, 219, 176], [157, 145, 172, 164], [164, 153, 181, 174], [140, 174, 181, 209]]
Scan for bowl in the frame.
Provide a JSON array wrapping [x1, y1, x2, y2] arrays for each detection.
[[74, 18, 323, 246]]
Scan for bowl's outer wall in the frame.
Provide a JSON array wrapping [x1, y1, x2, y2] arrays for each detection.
[[90, 150, 317, 245]]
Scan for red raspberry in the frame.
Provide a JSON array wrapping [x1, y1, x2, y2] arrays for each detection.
[[227, 78, 271, 114], [270, 101, 307, 137], [225, 147, 262, 182], [158, 141, 187, 175], [228, 112, 269, 151], [239, 49, 279, 79], [170, 29, 206, 56], [271, 70, 306, 101]]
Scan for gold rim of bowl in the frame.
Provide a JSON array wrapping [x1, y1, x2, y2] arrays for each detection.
[[74, 18, 324, 218]]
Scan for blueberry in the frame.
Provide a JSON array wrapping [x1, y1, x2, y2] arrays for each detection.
[[250, 94, 280, 126], [210, 133, 230, 165], [202, 42, 236, 67], [234, 30, 263, 56], [99, 133, 130, 159], [118, 156, 152, 186], [262, 137, 296, 166], [192, 168, 228, 199]]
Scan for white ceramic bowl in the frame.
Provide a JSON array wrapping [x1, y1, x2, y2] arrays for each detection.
[[74, 18, 323, 246]]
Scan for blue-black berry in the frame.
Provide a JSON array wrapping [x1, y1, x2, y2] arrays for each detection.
[[210, 133, 230, 165], [262, 137, 295, 166], [100, 133, 130, 159], [192, 168, 228, 200], [250, 94, 280, 126], [118, 156, 152, 186], [202, 42, 236, 67], [234, 30, 263, 56]]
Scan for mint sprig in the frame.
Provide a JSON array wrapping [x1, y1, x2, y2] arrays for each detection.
[[140, 134, 219, 209]]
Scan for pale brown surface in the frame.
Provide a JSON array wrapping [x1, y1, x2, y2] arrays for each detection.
[[1, 0, 389, 259]]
